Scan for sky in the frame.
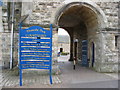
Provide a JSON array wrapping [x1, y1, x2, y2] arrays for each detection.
[[58, 28, 69, 35]]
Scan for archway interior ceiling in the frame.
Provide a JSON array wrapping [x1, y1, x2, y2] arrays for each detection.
[[57, 4, 101, 61], [58, 5, 98, 31]]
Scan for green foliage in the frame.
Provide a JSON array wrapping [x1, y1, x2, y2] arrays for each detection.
[[61, 52, 69, 55]]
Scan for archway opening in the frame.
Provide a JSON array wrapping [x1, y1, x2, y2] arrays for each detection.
[[58, 28, 70, 62], [55, 2, 105, 67]]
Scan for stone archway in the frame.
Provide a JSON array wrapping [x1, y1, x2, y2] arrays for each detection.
[[52, 0, 108, 28], [52, 0, 108, 72]]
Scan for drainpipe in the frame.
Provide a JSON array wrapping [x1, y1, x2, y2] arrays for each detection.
[[10, 1, 15, 69]]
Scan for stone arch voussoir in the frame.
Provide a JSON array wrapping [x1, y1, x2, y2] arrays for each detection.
[[51, 0, 108, 29]]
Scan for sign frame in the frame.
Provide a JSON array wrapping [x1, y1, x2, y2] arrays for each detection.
[[19, 23, 53, 86]]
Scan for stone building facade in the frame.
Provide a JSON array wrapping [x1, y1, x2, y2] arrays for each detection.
[[58, 35, 70, 53], [0, 0, 120, 72]]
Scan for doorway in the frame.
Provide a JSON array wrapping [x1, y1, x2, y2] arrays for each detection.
[[91, 43, 95, 67]]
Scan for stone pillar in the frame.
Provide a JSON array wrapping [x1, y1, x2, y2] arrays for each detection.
[[52, 28, 58, 65], [95, 30, 118, 72], [117, 35, 120, 72], [52, 27, 60, 74]]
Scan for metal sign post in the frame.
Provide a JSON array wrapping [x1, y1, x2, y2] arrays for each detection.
[[19, 24, 53, 86], [10, 1, 15, 69]]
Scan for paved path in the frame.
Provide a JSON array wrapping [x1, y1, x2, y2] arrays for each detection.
[[1, 55, 119, 88], [57, 55, 118, 88], [58, 61, 118, 88], [20, 59, 118, 88], [0, 69, 61, 88]]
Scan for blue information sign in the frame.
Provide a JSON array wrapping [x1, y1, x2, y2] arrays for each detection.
[[19, 24, 52, 86]]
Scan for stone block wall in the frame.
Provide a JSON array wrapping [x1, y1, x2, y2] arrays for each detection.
[[118, 35, 120, 72], [0, 33, 18, 69], [26, 1, 62, 25], [58, 43, 70, 53], [21, 1, 119, 29], [1, 0, 119, 73], [98, 32, 118, 72], [0, 33, 3, 69], [0, 7, 3, 69], [26, 1, 119, 73], [51, 28, 58, 65], [97, 2, 118, 28]]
